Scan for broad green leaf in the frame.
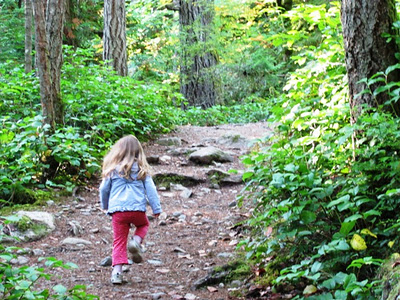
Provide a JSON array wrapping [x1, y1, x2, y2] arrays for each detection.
[[343, 273, 357, 290], [340, 221, 356, 236], [300, 210, 316, 224], [385, 63, 400, 75], [334, 290, 348, 299], [333, 272, 348, 285], [321, 278, 336, 290], [284, 163, 296, 172], [311, 261, 322, 273], [343, 214, 362, 223], [327, 195, 350, 208], [386, 189, 400, 195], [336, 239, 350, 251], [16, 280, 31, 290], [242, 171, 254, 180], [363, 209, 381, 218], [53, 284, 68, 294]]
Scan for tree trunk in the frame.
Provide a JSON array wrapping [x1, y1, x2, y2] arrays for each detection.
[[341, 0, 400, 122], [32, 0, 65, 129], [32, 0, 54, 128], [103, 0, 128, 76], [63, 0, 76, 47], [46, 0, 65, 125], [276, 0, 293, 11], [24, 0, 33, 73], [179, 0, 219, 109]]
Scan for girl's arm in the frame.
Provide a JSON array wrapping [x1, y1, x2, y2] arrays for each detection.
[[99, 177, 112, 210], [144, 176, 162, 215]]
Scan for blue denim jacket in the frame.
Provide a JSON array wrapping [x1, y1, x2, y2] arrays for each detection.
[[99, 163, 162, 215]]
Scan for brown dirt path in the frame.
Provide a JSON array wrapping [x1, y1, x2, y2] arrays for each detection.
[[21, 122, 271, 300]]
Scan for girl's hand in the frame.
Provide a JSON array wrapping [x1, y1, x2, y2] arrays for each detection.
[[154, 213, 160, 219]]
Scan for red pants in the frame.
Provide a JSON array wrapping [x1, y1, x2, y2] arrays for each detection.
[[111, 211, 149, 266]]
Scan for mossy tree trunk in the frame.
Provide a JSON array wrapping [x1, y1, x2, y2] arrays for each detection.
[[179, 0, 219, 109], [46, 0, 65, 126], [341, 0, 400, 122], [32, 0, 65, 180]]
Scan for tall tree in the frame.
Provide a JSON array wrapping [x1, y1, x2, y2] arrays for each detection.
[[24, 0, 33, 73], [341, 0, 400, 122], [179, 0, 219, 108], [32, 0, 65, 129], [103, 0, 128, 76], [46, 0, 65, 125], [33, 0, 54, 127]]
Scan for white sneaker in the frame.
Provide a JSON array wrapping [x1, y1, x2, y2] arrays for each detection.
[[111, 272, 122, 284], [128, 239, 143, 263]]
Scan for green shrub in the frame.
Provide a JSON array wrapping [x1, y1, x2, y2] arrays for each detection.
[[177, 100, 271, 126], [237, 2, 398, 298], [0, 46, 182, 204], [0, 215, 99, 299], [0, 2, 25, 64]]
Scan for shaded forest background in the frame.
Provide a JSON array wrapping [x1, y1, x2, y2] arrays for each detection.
[[2, 0, 400, 299]]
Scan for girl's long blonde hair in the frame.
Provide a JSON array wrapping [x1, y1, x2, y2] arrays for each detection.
[[102, 135, 150, 180]]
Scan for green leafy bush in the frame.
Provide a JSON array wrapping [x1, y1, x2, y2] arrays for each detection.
[[62, 47, 180, 142], [238, 2, 399, 298], [0, 1, 25, 64], [0, 46, 182, 204], [177, 100, 270, 126]]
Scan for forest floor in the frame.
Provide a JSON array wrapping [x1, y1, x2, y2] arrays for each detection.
[[17, 122, 272, 300]]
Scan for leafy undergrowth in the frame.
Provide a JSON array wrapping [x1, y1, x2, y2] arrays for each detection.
[[0, 47, 271, 208], [237, 3, 400, 299], [0, 215, 99, 299]]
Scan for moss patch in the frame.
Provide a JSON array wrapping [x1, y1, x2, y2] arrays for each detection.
[[380, 253, 400, 300], [153, 173, 204, 188], [0, 189, 59, 215], [6, 215, 49, 241]]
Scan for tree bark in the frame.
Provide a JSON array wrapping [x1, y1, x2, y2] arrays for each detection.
[[46, 0, 65, 125], [103, 0, 128, 76], [24, 0, 33, 73], [179, 0, 219, 109], [32, 0, 65, 129], [341, 0, 400, 121], [63, 0, 76, 47], [33, 0, 54, 128]]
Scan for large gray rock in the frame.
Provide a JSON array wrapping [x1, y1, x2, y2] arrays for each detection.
[[206, 169, 243, 186], [217, 133, 251, 149], [189, 147, 234, 164], [153, 172, 204, 187], [61, 237, 92, 247], [3, 211, 56, 243], [17, 211, 55, 231], [155, 137, 182, 146]]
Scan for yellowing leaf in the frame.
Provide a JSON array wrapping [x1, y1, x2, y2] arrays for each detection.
[[350, 234, 367, 251], [361, 228, 377, 238], [392, 253, 400, 259], [303, 285, 317, 295], [388, 241, 395, 248]]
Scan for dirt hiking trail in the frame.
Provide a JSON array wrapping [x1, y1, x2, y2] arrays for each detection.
[[18, 122, 271, 300]]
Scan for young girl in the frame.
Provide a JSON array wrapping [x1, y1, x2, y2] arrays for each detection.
[[99, 135, 162, 284]]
